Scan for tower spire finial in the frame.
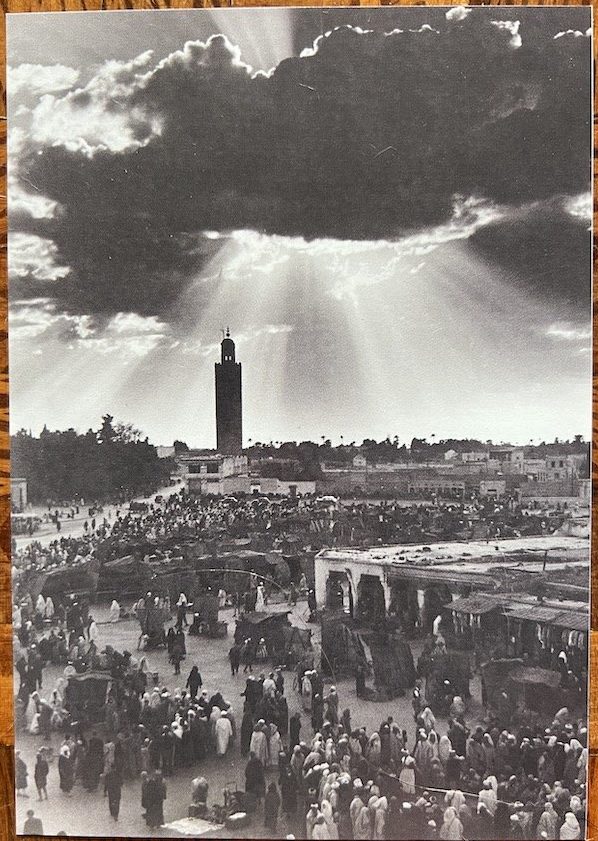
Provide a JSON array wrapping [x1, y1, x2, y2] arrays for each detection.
[[226, 326, 230, 338]]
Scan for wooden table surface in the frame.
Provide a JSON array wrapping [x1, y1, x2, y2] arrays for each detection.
[[0, 0, 594, 838]]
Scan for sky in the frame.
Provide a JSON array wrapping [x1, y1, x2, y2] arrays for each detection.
[[6, 7, 592, 448]]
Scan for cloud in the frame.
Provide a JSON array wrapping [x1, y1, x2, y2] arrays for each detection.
[[545, 323, 591, 342], [8, 233, 70, 281], [181, 323, 294, 356], [468, 202, 591, 316], [490, 20, 522, 49], [8, 10, 592, 331], [9, 299, 93, 340], [446, 7, 471, 23], [8, 63, 79, 96], [10, 300, 169, 357]]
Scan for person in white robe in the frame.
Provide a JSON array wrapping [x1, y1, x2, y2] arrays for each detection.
[[302, 672, 313, 712], [268, 724, 283, 768], [43, 597, 54, 620], [215, 711, 233, 756], [255, 584, 266, 612], [209, 706, 221, 744], [109, 600, 120, 623], [88, 618, 99, 642], [249, 721, 269, 766], [12, 605, 22, 631], [478, 779, 497, 816]]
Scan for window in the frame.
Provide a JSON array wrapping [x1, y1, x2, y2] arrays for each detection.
[[207, 462, 219, 474]]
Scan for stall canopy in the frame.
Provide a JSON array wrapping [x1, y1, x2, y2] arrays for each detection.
[[447, 595, 500, 615], [505, 606, 563, 624], [27, 563, 99, 601], [549, 611, 589, 632], [509, 666, 561, 689]]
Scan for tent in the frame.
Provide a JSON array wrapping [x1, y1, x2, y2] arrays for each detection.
[[235, 611, 292, 660], [26, 562, 100, 602], [64, 670, 113, 725]]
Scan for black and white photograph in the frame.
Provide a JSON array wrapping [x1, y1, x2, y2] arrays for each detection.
[[7, 6, 592, 839]]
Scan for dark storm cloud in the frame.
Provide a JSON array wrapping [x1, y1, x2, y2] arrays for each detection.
[[10, 10, 591, 322], [469, 203, 591, 316]]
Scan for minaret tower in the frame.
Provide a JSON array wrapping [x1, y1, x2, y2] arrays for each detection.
[[215, 328, 243, 454]]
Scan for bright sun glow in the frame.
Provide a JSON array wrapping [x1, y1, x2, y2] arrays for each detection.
[[10, 216, 591, 447]]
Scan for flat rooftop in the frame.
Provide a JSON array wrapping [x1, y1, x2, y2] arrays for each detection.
[[317, 536, 589, 576]]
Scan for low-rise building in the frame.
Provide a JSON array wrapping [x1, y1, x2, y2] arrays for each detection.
[[408, 477, 466, 496], [156, 445, 175, 459], [479, 479, 507, 498], [315, 536, 589, 634], [545, 454, 584, 481], [179, 452, 248, 495]]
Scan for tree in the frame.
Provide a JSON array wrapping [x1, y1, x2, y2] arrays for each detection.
[[98, 414, 116, 445], [11, 417, 170, 504]]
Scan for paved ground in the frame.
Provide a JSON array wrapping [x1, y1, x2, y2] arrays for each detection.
[[14, 484, 182, 550], [13, 597, 485, 838]]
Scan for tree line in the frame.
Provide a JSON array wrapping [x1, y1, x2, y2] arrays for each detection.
[[12, 415, 172, 505]]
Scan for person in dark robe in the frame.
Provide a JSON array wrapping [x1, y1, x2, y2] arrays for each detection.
[[58, 746, 74, 794], [276, 692, 289, 737], [264, 781, 281, 831], [341, 708, 352, 736], [186, 666, 202, 699], [23, 809, 44, 834], [15, 751, 28, 797], [171, 632, 186, 675], [190, 713, 207, 761], [160, 726, 175, 776], [280, 765, 298, 815], [242, 639, 254, 673], [140, 771, 149, 820], [355, 663, 366, 698], [208, 691, 228, 712], [245, 751, 266, 801], [380, 724, 391, 767], [104, 764, 122, 821], [181, 722, 193, 766], [38, 699, 52, 741], [145, 771, 166, 829], [229, 643, 242, 676], [312, 694, 324, 733], [166, 628, 176, 657], [241, 707, 254, 757], [188, 613, 201, 636], [290, 712, 301, 750], [494, 801, 512, 839], [34, 752, 49, 800]]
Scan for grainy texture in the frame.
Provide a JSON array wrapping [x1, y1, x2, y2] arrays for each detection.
[[0, 1, 594, 839]]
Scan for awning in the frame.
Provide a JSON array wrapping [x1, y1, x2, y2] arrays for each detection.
[[447, 595, 500, 615], [509, 666, 561, 689], [240, 611, 290, 625], [386, 566, 493, 588], [549, 611, 589, 632], [505, 606, 562, 624]]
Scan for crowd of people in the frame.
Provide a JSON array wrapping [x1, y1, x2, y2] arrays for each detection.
[[11, 491, 589, 839], [12, 489, 561, 590], [13, 591, 588, 840]]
